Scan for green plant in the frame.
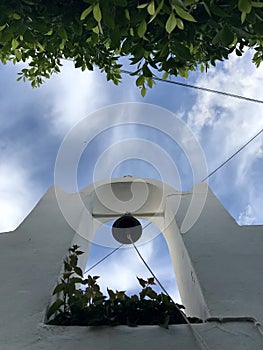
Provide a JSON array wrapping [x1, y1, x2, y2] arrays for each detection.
[[1, 1, 263, 92], [47, 245, 201, 327]]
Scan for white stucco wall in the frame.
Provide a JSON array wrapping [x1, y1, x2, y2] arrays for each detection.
[[0, 177, 262, 349]]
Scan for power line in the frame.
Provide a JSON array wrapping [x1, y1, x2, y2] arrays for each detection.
[[84, 244, 123, 274], [121, 69, 263, 105], [130, 238, 171, 298], [122, 69, 263, 181], [122, 68, 263, 179], [201, 127, 263, 182]]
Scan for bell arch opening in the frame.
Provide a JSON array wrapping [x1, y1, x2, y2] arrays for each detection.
[[84, 218, 181, 303], [61, 178, 209, 319]]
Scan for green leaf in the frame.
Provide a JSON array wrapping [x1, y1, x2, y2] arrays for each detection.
[[70, 277, 83, 284], [116, 291, 127, 299], [125, 9, 130, 20], [178, 67, 188, 78], [146, 77, 154, 88], [162, 71, 169, 80], [221, 27, 234, 46], [212, 30, 222, 45], [130, 294, 139, 302], [147, 1, 155, 15], [137, 277, 147, 287], [0, 24, 6, 31], [92, 26, 100, 34], [45, 29, 53, 36], [63, 271, 73, 279], [109, 27, 120, 48], [202, 2, 211, 16], [137, 3, 148, 9], [107, 288, 116, 300], [149, 0, 164, 23], [142, 64, 152, 77], [80, 5, 93, 20], [23, 30, 35, 43], [252, 1, 263, 7], [53, 283, 65, 295], [47, 299, 64, 319], [136, 75, 145, 86], [74, 266, 83, 277], [238, 0, 252, 13], [70, 254, 78, 267], [12, 13, 21, 20], [174, 42, 191, 60], [59, 39, 65, 50], [174, 6, 196, 22], [147, 277, 155, 285], [140, 286, 147, 298], [71, 245, 80, 251], [165, 13, 177, 34], [58, 26, 67, 40], [11, 39, 19, 50], [146, 287, 158, 299], [137, 20, 147, 38], [176, 18, 184, 30], [14, 49, 22, 60], [93, 3, 102, 22], [241, 11, 247, 23], [76, 250, 84, 255]]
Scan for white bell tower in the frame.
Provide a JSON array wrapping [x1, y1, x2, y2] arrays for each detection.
[[0, 177, 262, 349]]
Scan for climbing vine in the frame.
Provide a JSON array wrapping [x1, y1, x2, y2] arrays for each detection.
[[47, 245, 201, 327]]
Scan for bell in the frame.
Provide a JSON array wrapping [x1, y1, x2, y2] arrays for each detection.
[[112, 214, 142, 244]]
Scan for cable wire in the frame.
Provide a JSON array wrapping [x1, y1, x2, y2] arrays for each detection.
[[84, 244, 123, 274], [130, 238, 171, 298], [121, 69, 263, 105], [201, 127, 263, 182], [121, 70, 263, 181]]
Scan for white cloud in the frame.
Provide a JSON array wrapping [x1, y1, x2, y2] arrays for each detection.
[[40, 61, 106, 135], [237, 204, 256, 225], [0, 161, 41, 232], [0, 61, 143, 232], [184, 51, 263, 223], [187, 50, 263, 134], [38, 60, 143, 137], [239, 185, 263, 225], [86, 241, 154, 292]]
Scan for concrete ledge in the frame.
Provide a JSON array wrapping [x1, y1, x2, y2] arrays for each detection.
[[1, 322, 262, 350]]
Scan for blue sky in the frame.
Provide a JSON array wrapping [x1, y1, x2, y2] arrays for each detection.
[[1, 50, 263, 303]]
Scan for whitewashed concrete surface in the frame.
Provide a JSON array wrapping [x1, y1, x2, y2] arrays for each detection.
[[0, 178, 262, 349]]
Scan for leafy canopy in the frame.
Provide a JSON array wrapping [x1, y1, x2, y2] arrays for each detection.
[[1, 0, 263, 94]]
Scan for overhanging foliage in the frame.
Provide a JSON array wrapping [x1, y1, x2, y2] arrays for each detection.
[[0, 0, 263, 94]]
